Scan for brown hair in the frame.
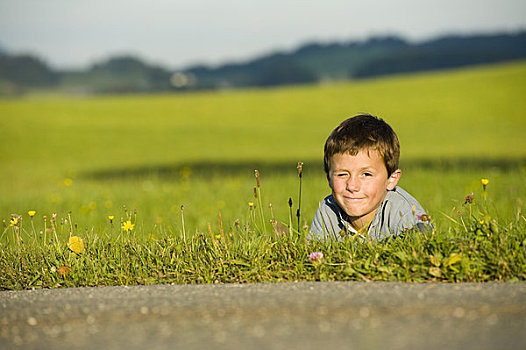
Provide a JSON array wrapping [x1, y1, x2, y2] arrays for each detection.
[[323, 114, 400, 176]]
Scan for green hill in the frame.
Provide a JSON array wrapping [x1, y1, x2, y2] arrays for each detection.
[[1, 32, 526, 95]]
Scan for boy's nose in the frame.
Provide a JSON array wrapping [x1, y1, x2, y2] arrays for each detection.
[[346, 177, 360, 192]]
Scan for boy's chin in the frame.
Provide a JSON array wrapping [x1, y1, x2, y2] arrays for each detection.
[[340, 206, 376, 225]]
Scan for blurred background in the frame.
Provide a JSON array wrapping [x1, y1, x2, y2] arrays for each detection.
[[1, 0, 525, 95]]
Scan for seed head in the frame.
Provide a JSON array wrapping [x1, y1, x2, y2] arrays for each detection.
[[297, 162, 304, 178], [464, 192, 474, 204], [254, 170, 260, 188]]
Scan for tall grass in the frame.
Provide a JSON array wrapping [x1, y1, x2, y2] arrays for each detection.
[[1, 173, 524, 290]]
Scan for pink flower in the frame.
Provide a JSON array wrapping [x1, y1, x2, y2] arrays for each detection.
[[308, 252, 324, 263]]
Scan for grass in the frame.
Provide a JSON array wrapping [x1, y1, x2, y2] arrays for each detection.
[[1, 60, 526, 289], [1, 180, 525, 289]]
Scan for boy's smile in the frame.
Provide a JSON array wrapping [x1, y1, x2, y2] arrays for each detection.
[[328, 150, 401, 230]]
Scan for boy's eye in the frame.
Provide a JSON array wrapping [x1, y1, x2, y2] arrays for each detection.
[[363, 172, 373, 177]]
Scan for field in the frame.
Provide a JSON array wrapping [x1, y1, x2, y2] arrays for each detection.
[[1, 61, 525, 288]]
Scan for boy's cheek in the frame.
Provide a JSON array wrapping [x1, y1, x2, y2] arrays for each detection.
[[327, 175, 335, 189]]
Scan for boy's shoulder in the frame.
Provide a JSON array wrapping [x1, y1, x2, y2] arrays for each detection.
[[385, 186, 421, 207], [317, 194, 346, 221], [369, 186, 428, 240]]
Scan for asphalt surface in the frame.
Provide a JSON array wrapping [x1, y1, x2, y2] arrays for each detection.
[[1, 281, 525, 350]]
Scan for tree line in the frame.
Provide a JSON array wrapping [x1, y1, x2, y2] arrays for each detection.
[[1, 31, 525, 95]]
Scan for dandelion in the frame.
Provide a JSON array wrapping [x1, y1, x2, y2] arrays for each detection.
[[108, 215, 114, 223], [67, 236, 85, 255], [481, 178, 489, 191], [308, 252, 324, 264], [64, 178, 73, 187], [121, 220, 135, 232], [10, 216, 19, 227], [28, 210, 36, 218], [248, 202, 254, 208], [215, 234, 221, 239]]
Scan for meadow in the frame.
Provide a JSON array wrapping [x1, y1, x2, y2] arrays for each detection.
[[1, 61, 525, 289]]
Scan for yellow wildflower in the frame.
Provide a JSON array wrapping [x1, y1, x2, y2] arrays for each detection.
[[248, 202, 254, 208], [67, 236, 85, 255], [64, 178, 73, 187], [481, 178, 489, 191], [215, 234, 221, 239], [108, 215, 115, 223], [28, 210, 36, 218], [10, 217, 18, 227], [122, 220, 135, 232]]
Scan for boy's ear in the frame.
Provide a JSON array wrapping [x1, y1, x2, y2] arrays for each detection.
[[387, 169, 402, 191]]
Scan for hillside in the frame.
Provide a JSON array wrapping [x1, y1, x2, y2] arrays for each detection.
[[0, 31, 525, 94], [184, 32, 526, 89]]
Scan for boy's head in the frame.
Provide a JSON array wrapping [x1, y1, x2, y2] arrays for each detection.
[[323, 114, 400, 177], [324, 114, 402, 229]]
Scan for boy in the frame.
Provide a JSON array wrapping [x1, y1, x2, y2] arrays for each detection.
[[310, 114, 430, 241]]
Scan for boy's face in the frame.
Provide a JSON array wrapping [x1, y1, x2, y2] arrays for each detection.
[[328, 150, 401, 230]]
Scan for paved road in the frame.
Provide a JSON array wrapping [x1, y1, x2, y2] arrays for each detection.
[[1, 281, 525, 350]]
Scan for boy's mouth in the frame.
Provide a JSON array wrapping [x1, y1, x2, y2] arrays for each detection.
[[343, 195, 364, 200]]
